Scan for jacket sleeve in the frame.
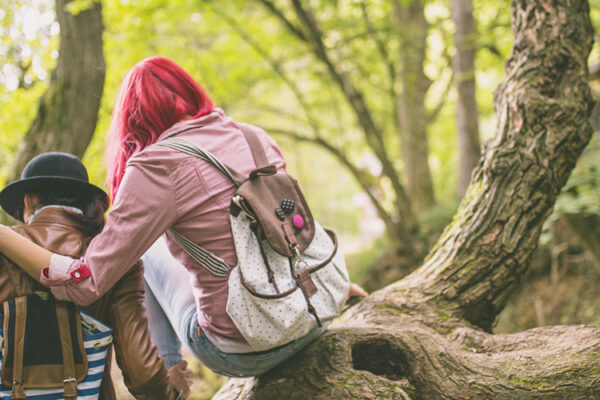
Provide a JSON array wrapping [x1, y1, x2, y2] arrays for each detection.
[[104, 262, 180, 400]]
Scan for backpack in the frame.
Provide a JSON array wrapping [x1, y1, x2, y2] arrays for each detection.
[[0, 293, 112, 400], [158, 125, 350, 351]]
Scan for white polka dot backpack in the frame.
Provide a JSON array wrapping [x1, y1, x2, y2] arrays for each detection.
[[159, 124, 350, 351]]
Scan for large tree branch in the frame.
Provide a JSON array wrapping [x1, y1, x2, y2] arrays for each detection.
[[216, 297, 600, 399], [402, 0, 595, 330]]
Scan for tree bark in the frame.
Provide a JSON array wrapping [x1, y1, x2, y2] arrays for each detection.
[[452, 0, 482, 197], [213, 0, 598, 398], [214, 321, 600, 400], [4, 0, 104, 211]]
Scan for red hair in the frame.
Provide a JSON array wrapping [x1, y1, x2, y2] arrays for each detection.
[[105, 56, 214, 200]]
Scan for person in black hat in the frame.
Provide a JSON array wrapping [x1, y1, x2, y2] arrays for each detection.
[[0, 152, 108, 232], [0, 152, 192, 399]]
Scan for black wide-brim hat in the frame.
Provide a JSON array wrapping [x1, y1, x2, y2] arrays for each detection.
[[0, 152, 108, 221]]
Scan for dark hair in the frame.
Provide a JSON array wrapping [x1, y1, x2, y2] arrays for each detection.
[[21, 184, 108, 237]]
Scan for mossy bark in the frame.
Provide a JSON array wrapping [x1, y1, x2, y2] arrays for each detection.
[[215, 314, 600, 399], [213, 1, 597, 399]]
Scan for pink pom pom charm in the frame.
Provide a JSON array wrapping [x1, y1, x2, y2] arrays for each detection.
[[292, 214, 305, 229]]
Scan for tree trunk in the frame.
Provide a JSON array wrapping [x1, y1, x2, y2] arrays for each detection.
[[394, 0, 436, 212], [452, 0, 482, 197], [213, 0, 598, 398], [4, 0, 104, 216]]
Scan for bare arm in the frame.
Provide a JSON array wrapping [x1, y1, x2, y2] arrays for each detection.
[[0, 225, 51, 282]]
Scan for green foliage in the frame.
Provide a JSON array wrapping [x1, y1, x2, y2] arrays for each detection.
[[283, 140, 362, 235], [1, 0, 517, 234], [0, 0, 562, 244], [0, 0, 58, 91], [0, 0, 58, 186]]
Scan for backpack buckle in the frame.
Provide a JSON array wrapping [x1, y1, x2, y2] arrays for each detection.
[[232, 195, 255, 222], [294, 259, 308, 273], [12, 381, 25, 400], [290, 244, 302, 262]]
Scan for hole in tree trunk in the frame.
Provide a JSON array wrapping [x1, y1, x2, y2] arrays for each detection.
[[351, 339, 410, 381]]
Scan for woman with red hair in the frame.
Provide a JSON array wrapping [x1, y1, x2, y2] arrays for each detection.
[[0, 56, 351, 377]]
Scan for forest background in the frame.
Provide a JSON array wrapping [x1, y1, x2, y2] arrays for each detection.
[[1, 0, 600, 398]]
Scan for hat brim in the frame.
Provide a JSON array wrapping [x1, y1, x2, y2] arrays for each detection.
[[0, 176, 108, 222]]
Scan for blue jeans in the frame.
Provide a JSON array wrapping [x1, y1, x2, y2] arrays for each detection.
[[142, 236, 326, 377]]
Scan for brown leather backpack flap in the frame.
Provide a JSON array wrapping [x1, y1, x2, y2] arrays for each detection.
[[236, 173, 315, 257], [1, 295, 87, 388], [2, 364, 87, 389]]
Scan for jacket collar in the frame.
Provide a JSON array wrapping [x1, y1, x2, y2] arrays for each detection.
[[157, 108, 224, 141], [26, 206, 86, 231], [26, 205, 83, 224], [10, 207, 89, 259]]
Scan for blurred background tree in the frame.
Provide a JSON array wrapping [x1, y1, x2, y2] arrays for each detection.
[[1, 0, 599, 398], [0, 0, 103, 205]]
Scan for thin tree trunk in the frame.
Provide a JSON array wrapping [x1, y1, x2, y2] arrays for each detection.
[[394, 0, 436, 212], [452, 0, 482, 197], [4, 0, 104, 221], [213, 0, 597, 398]]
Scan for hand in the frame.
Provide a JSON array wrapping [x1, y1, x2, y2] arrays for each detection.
[[348, 282, 368, 298], [168, 360, 193, 399]]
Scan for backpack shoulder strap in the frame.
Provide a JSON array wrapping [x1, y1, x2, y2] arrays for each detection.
[[55, 302, 80, 399], [9, 297, 26, 400], [157, 137, 246, 187], [166, 228, 230, 277], [237, 124, 269, 169]]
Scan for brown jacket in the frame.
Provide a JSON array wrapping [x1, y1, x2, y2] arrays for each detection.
[[0, 207, 179, 399]]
